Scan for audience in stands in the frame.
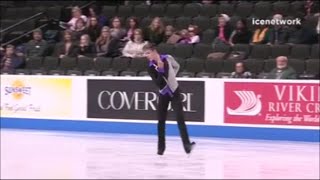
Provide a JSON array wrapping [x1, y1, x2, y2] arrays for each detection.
[[250, 24, 269, 45], [68, 6, 88, 31], [87, 5, 108, 27], [287, 19, 317, 44], [72, 18, 88, 41], [125, 17, 139, 41], [267, 14, 289, 45], [304, 0, 319, 17], [110, 17, 127, 40], [87, 16, 102, 42], [76, 34, 96, 58], [230, 62, 252, 79], [54, 30, 78, 58], [212, 14, 232, 47], [122, 29, 148, 58], [96, 26, 121, 58], [25, 29, 49, 57], [163, 25, 182, 44], [268, 56, 297, 79], [229, 19, 251, 46], [177, 29, 190, 44], [186, 25, 200, 44], [144, 17, 165, 45], [0, 45, 25, 73]]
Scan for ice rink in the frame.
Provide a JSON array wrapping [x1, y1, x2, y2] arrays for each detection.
[[1, 129, 319, 179]]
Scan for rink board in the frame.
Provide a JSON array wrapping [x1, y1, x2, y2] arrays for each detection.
[[1, 75, 319, 142]]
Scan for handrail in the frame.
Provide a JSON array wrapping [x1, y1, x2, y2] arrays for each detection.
[[2, 23, 49, 46], [0, 12, 44, 34]]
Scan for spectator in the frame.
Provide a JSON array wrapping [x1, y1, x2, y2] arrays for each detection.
[[163, 25, 182, 44], [96, 26, 121, 57], [250, 24, 269, 45], [87, 16, 102, 42], [267, 14, 289, 45], [72, 18, 88, 41], [68, 6, 87, 31], [87, 5, 108, 27], [187, 25, 200, 44], [122, 28, 148, 58], [177, 29, 189, 44], [0, 45, 25, 73], [212, 14, 232, 47], [144, 17, 165, 45], [110, 17, 127, 40], [25, 29, 49, 57], [76, 34, 96, 58], [230, 62, 252, 78], [268, 56, 297, 79], [125, 17, 139, 41], [305, 0, 319, 17], [229, 19, 251, 46], [54, 30, 78, 58]]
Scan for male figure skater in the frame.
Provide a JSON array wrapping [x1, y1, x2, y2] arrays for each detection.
[[143, 43, 195, 155]]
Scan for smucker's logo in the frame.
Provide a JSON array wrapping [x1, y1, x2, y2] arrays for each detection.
[[4, 80, 31, 100]]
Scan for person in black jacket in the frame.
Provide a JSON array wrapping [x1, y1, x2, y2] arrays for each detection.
[[143, 43, 196, 156], [95, 26, 121, 58], [76, 34, 96, 58]]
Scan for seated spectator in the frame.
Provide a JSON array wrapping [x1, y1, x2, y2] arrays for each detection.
[[287, 20, 317, 44], [251, 24, 269, 45], [125, 17, 139, 41], [25, 29, 49, 57], [268, 56, 297, 79], [229, 19, 251, 46], [87, 16, 101, 42], [163, 25, 182, 44], [177, 29, 189, 44], [230, 62, 252, 78], [122, 29, 148, 58], [54, 30, 78, 58], [72, 18, 88, 41], [110, 17, 127, 40], [0, 45, 25, 73], [96, 26, 121, 57], [187, 25, 200, 44], [267, 14, 289, 45], [144, 17, 165, 45], [87, 5, 108, 27], [305, 0, 319, 17], [212, 14, 232, 47], [68, 6, 87, 31], [76, 34, 96, 58]]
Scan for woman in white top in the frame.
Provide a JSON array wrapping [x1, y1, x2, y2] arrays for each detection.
[[122, 28, 148, 58], [68, 6, 88, 31], [187, 25, 200, 44]]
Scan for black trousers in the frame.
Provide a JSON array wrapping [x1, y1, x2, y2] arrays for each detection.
[[157, 88, 191, 149]]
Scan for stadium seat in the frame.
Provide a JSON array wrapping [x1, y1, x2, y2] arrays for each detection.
[[117, 5, 133, 19], [184, 58, 204, 73], [162, 16, 175, 26], [15, 69, 30, 75], [253, 1, 272, 18], [26, 57, 43, 70], [165, 4, 183, 18], [59, 57, 77, 70], [111, 57, 131, 72], [42, 56, 59, 71], [272, 1, 290, 16], [306, 59, 320, 75], [249, 45, 271, 60], [94, 57, 112, 72], [193, 16, 211, 32], [175, 16, 192, 30], [101, 70, 118, 76], [235, 2, 254, 18], [48, 70, 64, 75], [218, 3, 235, 16], [177, 72, 194, 77], [244, 60, 264, 75], [196, 72, 215, 78], [223, 60, 237, 73], [205, 59, 223, 73], [120, 71, 137, 77], [213, 43, 231, 53], [288, 59, 305, 74], [290, 44, 310, 60], [31, 69, 47, 75], [264, 59, 276, 73], [216, 72, 232, 78], [232, 44, 251, 57], [257, 72, 270, 79], [129, 57, 148, 73], [200, 29, 215, 44], [102, 6, 117, 19], [270, 44, 291, 59], [172, 44, 193, 59], [140, 17, 152, 29], [156, 43, 175, 55], [200, 4, 218, 18], [183, 3, 201, 17], [310, 44, 319, 59], [137, 71, 149, 77], [77, 57, 94, 71], [193, 43, 213, 59], [133, 4, 150, 18], [210, 17, 219, 29], [149, 4, 166, 18]]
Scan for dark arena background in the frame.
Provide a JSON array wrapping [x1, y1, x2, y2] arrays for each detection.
[[0, 0, 319, 179]]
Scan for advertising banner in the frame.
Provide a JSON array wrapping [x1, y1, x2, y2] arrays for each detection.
[[87, 79, 205, 122], [224, 82, 320, 126], [1, 76, 72, 118]]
